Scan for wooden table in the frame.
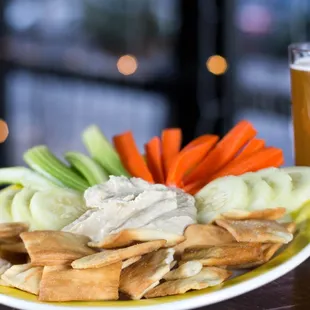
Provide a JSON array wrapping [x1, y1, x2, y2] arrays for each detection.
[[1, 260, 310, 310]]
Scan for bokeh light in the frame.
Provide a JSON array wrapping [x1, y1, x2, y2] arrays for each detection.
[[206, 55, 228, 75], [0, 120, 9, 143], [117, 55, 138, 76]]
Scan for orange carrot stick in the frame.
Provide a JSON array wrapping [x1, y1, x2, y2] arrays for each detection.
[[145, 137, 165, 184], [184, 120, 257, 185], [182, 134, 219, 152], [235, 138, 265, 160], [162, 128, 182, 177], [209, 147, 284, 181], [113, 131, 154, 183], [166, 135, 219, 186]]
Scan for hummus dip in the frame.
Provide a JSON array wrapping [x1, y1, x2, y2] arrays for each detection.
[[63, 176, 197, 242]]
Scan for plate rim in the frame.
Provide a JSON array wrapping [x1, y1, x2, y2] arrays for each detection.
[[0, 241, 310, 310]]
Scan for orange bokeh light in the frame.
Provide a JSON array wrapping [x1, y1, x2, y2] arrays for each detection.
[[0, 120, 9, 143], [206, 55, 228, 75], [117, 55, 138, 76]]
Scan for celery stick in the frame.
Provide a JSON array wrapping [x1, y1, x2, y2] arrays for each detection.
[[0, 167, 60, 190], [24, 146, 89, 192], [82, 125, 130, 177], [65, 151, 108, 186]]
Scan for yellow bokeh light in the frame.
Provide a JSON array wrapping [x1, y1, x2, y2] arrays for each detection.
[[117, 55, 138, 76], [206, 55, 228, 75], [0, 120, 9, 143]]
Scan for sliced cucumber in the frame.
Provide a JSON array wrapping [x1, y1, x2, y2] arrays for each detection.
[[30, 188, 87, 230], [11, 188, 37, 229], [258, 169, 293, 208], [195, 176, 249, 223], [241, 172, 274, 210], [0, 186, 21, 223], [82, 125, 130, 177], [283, 170, 310, 211], [24, 146, 89, 192], [0, 167, 60, 190], [65, 152, 108, 186]]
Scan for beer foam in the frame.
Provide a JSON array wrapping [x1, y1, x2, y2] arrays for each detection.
[[290, 57, 310, 71]]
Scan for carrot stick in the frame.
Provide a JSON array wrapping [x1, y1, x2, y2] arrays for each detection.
[[235, 138, 265, 160], [184, 120, 257, 185], [162, 128, 182, 177], [182, 134, 219, 152], [145, 137, 165, 184], [113, 131, 154, 183], [166, 135, 219, 186], [208, 147, 284, 182], [182, 180, 206, 195]]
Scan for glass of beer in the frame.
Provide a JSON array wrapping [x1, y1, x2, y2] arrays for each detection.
[[289, 43, 310, 166]]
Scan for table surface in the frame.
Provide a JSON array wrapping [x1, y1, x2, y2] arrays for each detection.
[[0, 259, 310, 310]]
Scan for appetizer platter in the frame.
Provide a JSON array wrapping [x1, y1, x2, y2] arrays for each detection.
[[0, 120, 309, 310]]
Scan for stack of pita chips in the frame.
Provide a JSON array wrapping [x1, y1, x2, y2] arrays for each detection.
[[0, 207, 296, 301]]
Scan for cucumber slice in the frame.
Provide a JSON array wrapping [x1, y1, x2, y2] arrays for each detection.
[[257, 169, 293, 208], [0, 167, 60, 190], [11, 188, 37, 229], [283, 170, 310, 211], [82, 125, 130, 177], [0, 186, 21, 223], [30, 188, 87, 230], [24, 146, 89, 192], [65, 152, 108, 186], [241, 172, 274, 210], [195, 176, 249, 223]]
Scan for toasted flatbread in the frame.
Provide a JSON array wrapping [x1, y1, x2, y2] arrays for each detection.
[[20, 231, 96, 266], [89, 229, 185, 249], [221, 207, 286, 221], [0, 223, 28, 240], [231, 222, 296, 269], [163, 261, 202, 280], [0, 258, 11, 275], [122, 256, 142, 269], [182, 243, 263, 266], [145, 267, 231, 298], [1, 264, 43, 295], [174, 224, 235, 256], [215, 219, 293, 244], [39, 262, 121, 301], [120, 248, 174, 300], [72, 240, 166, 269], [0, 242, 27, 253]]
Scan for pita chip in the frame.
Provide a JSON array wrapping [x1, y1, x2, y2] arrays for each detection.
[[163, 261, 202, 280], [20, 231, 96, 266], [215, 219, 293, 244], [1, 264, 43, 295], [174, 224, 235, 256], [145, 267, 231, 298], [39, 262, 121, 302], [72, 239, 166, 269], [182, 243, 263, 267], [0, 258, 11, 286], [120, 248, 175, 300], [221, 207, 286, 221], [0, 242, 27, 253], [122, 256, 142, 269], [89, 229, 185, 249], [231, 222, 296, 269], [0, 223, 28, 240]]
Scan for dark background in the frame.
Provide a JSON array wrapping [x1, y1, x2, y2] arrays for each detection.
[[0, 0, 306, 167]]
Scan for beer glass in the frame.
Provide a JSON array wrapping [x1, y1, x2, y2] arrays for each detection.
[[289, 43, 310, 166]]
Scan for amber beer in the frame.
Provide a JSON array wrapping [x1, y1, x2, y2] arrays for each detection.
[[289, 44, 310, 166]]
